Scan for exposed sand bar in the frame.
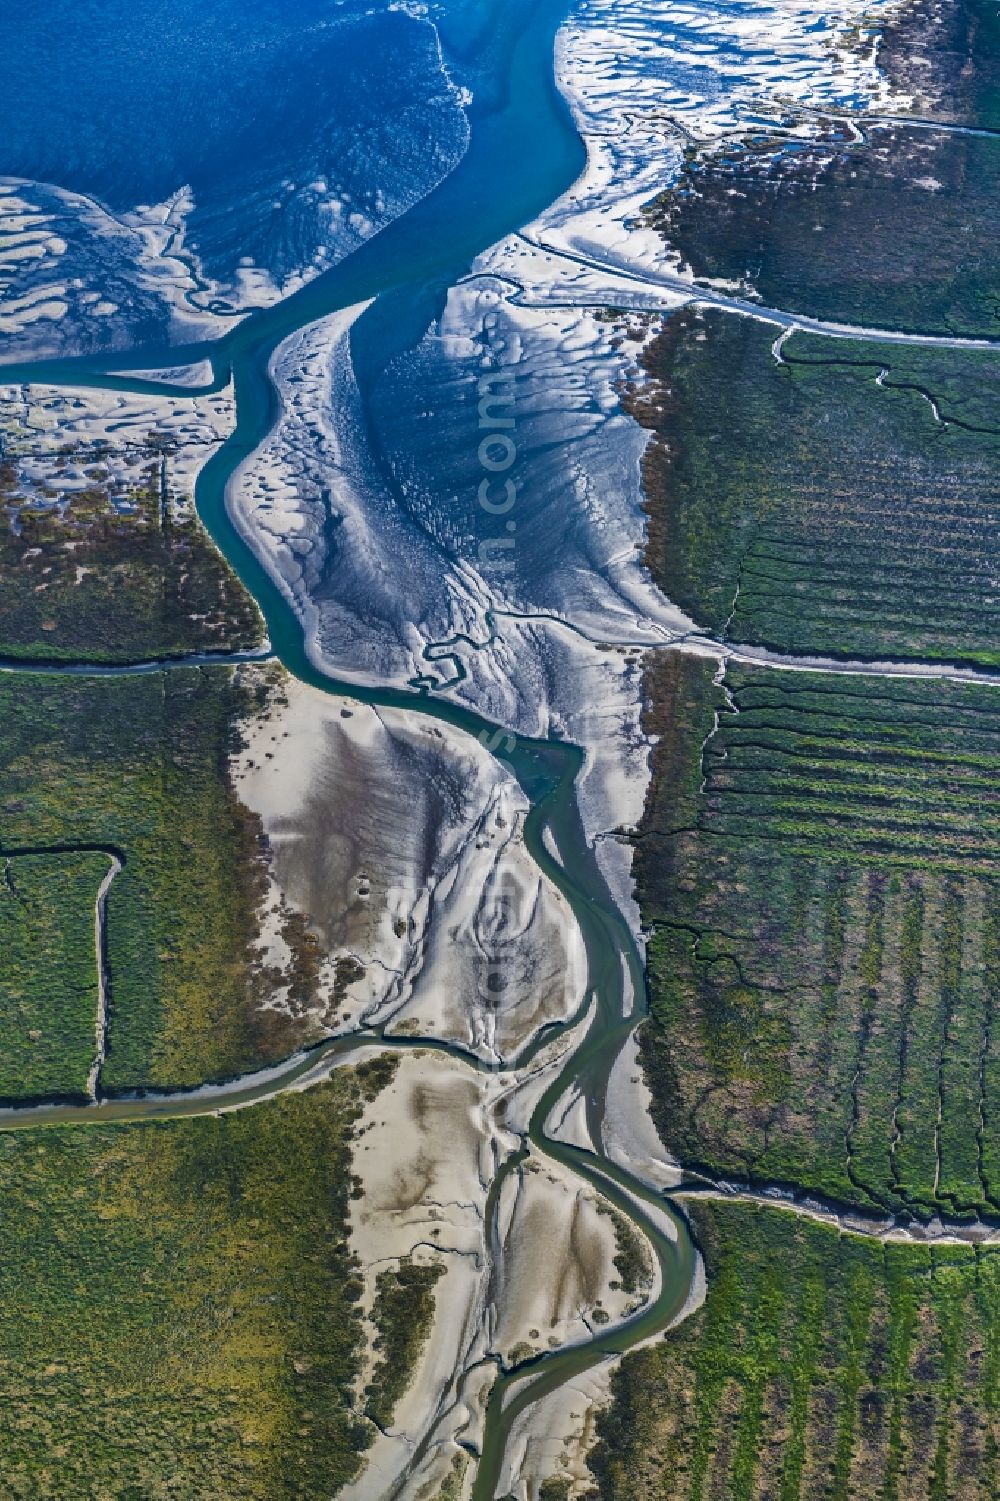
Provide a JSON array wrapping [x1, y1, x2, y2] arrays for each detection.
[[233, 669, 587, 1062]]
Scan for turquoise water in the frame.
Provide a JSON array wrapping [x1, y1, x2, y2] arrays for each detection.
[[1, 0, 584, 382], [1, 0, 469, 343], [2, 1, 697, 1491]]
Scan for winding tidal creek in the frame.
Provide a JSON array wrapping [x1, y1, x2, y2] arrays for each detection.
[[0, 2, 701, 1492]]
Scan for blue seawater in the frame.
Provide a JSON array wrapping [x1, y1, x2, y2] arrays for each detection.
[[1, 0, 469, 324]]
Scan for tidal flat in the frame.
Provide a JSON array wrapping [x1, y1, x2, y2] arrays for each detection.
[[0, 0, 996, 1492], [232, 667, 588, 1063]]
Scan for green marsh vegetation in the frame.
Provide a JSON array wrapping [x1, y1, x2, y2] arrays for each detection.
[[364, 1256, 446, 1429], [0, 666, 318, 1093], [652, 121, 1000, 336], [635, 653, 1000, 1219], [0, 441, 263, 660], [646, 0, 1000, 335], [0, 851, 108, 1100], [0, 1065, 395, 1499], [624, 308, 1000, 666], [599, 1202, 655, 1296], [587, 1201, 1000, 1501]]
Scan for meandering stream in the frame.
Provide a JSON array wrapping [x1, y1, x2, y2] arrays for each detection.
[[0, 2, 700, 1493]]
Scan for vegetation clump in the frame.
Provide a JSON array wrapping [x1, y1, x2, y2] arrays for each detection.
[[599, 1202, 654, 1295], [364, 1255, 446, 1429]]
